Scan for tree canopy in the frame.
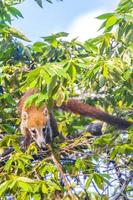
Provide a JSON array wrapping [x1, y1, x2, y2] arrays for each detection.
[[0, 0, 133, 199]]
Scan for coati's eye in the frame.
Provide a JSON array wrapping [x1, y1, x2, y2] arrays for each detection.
[[44, 108, 48, 116]]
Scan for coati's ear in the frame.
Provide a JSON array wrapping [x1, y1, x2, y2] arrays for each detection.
[[22, 111, 28, 121], [43, 107, 48, 116]]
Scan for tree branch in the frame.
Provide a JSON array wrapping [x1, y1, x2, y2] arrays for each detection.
[[112, 176, 132, 200], [49, 145, 78, 200]]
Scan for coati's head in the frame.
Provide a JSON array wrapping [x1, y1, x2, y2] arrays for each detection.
[[21, 105, 52, 147]]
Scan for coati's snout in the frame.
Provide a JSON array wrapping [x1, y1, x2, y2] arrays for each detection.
[[29, 124, 52, 147]]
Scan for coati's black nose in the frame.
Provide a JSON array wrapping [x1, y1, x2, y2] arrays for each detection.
[[42, 125, 52, 144]]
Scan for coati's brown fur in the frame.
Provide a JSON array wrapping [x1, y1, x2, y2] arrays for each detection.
[[17, 88, 133, 148], [60, 100, 132, 130]]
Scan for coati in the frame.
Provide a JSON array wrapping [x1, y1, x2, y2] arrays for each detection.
[[17, 88, 133, 148]]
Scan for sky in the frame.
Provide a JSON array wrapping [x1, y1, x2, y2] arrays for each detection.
[[12, 0, 120, 43]]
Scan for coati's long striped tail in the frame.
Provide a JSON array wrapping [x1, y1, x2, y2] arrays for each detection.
[[59, 99, 133, 130]]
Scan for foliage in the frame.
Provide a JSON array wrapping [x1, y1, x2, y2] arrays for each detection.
[[3, 0, 63, 7], [0, 0, 133, 199]]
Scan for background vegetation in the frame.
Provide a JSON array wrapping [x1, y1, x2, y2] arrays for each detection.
[[0, 0, 133, 199]]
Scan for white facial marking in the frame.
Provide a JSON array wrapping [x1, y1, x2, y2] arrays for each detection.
[[29, 123, 53, 147], [21, 111, 28, 128], [29, 127, 45, 147], [22, 111, 28, 121]]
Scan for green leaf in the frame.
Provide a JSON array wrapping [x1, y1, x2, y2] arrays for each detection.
[[103, 64, 108, 78], [4, 159, 13, 172], [35, 0, 43, 8], [35, 93, 48, 107], [93, 173, 104, 190], [48, 181, 61, 191], [32, 42, 45, 52], [43, 32, 69, 41], [98, 20, 107, 31], [85, 175, 93, 189], [51, 39, 58, 48], [17, 177, 35, 183], [2, 124, 15, 134], [4, 93, 16, 105], [25, 67, 43, 83], [18, 181, 33, 192], [118, 144, 133, 155], [48, 75, 57, 97], [75, 158, 86, 170], [56, 88, 65, 107], [68, 63, 77, 82], [42, 184, 48, 194], [0, 181, 11, 197], [3, 12, 12, 24], [25, 93, 39, 107], [8, 27, 31, 42], [110, 147, 117, 159], [97, 13, 113, 20], [105, 15, 118, 29], [8, 180, 17, 190], [7, 6, 23, 18], [33, 194, 41, 200], [44, 63, 68, 78]]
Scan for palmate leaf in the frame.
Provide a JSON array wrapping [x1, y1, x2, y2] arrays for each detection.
[[44, 63, 68, 78], [24, 93, 40, 107], [7, 6, 24, 18], [21, 62, 69, 94]]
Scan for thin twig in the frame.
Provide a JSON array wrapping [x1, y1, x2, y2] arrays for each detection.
[[92, 181, 101, 196], [49, 146, 78, 200]]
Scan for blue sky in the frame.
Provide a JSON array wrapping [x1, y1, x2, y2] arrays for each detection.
[[12, 0, 120, 42]]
